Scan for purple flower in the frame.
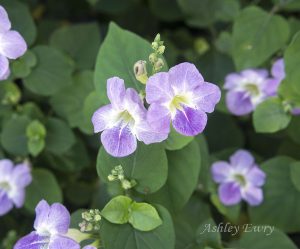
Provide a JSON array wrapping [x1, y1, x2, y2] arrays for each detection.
[[0, 159, 32, 216], [83, 247, 96, 249], [224, 69, 276, 116], [92, 77, 167, 157], [14, 200, 80, 249], [0, 5, 27, 81], [211, 150, 266, 206], [145, 62, 221, 136]]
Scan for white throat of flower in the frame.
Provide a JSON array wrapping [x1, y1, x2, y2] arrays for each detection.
[[0, 181, 11, 193], [239, 81, 265, 106], [233, 174, 247, 187], [167, 92, 194, 118]]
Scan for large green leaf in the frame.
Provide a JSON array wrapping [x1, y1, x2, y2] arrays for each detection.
[[24, 46, 74, 96], [97, 143, 168, 194], [249, 156, 300, 232], [50, 23, 101, 70], [253, 97, 291, 133], [232, 6, 289, 70], [94, 22, 167, 101], [25, 168, 62, 212], [146, 140, 201, 212], [287, 116, 300, 145], [163, 127, 194, 151], [100, 205, 175, 249]]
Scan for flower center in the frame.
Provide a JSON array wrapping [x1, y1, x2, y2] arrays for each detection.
[[169, 95, 190, 113], [118, 110, 135, 126], [244, 83, 259, 96], [0, 181, 11, 192], [234, 174, 246, 186]]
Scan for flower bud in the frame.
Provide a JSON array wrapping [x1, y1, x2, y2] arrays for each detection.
[[151, 42, 159, 50], [134, 60, 148, 84], [154, 58, 164, 72], [149, 53, 157, 63], [157, 45, 165, 55]]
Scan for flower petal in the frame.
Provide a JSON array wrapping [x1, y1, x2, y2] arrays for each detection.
[[211, 161, 232, 183], [224, 73, 243, 90], [92, 104, 114, 133], [101, 125, 137, 157], [146, 72, 173, 103], [124, 88, 146, 118], [230, 150, 254, 173], [0, 54, 9, 80], [0, 6, 11, 32], [147, 103, 171, 134], [11, 163, 32, 188], [172, 106, 207, 136], [263, 78, 281, 96], [34, 200, 50, 231], [83, 246, 97, 249], [135, 120, 168, 144], [246, 165, 266, 187], [193, 82, 221, 113], [271, 58, 285, 79], [0, 159, 13, 181], [168, 62, 204, 92], [0, 191, 13, 216], [13, 232, 49, 249], [49, 236, 80, 249], [0, 30, 27, 59], [241, 185, 263, 206], [218, 182, 242, 206], [107, 77, 126, 109], [10, 188, 25, 208], [225, 91, 253, 116]]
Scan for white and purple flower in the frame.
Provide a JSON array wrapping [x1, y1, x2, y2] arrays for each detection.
[[211, 150, 266, 206], [0, 5, 27, 80], [14, 200, 80, 249], [145, 62, 221, 136], [0, 159, 32, 216], [92, 77, 167, 157], [224, 69, 275, 116]]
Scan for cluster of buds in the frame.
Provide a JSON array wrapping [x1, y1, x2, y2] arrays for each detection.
[[149, 34, 165, 73], [134, 60, 148, 84], [108, 165, 137, 190], [79, 209, 102, 233]]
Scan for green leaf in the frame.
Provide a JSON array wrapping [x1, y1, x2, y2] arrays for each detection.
[[0, 81, 21, 105], [149, 0, 182, 22], [45, 118, 76, 155], [25, 168, 62, 212], [287, 116, 300, 145], [232, 6, 289, 70], [129, 202, 162, 232], [253, 97, 291, 133], [94, 22, 167, 100], [100, 205, 175, 249], [1, 115, 30, 156], [50, 71, 94, 128], [279, 32, 300, 105], [196, 218, 222, 249], [230, 228, 297, 249], [50, 23, 101, 70], [102, 196, 132, 224], [164, 127, 194, 150], [290, 162, 300, 192], [146, 140, 201, 212], [1, 0, 37, 46], [26, 120, 46, 157], [97, 143, 168, 194], [11, 50, 37, 78], [24, 45, 74, 96], [249, 156, 300, 232]]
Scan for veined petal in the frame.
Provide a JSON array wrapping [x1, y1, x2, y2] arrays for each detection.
[[0, 159, 13, 181], [0, 54, 9, 80], [0, 6, 11, 32], [49, 236, 80, 249], [146, 72, 173, 103], [135, 121, 168, 144], [241, 185, 263, 206], [83, 246, 97, 249], [246, 165, 266, 187], [11, 163, 32, 188], [101, 125, 137, 157], [0, 30, 27, 59], [147, 103, 171, 134], [230, 150, 254, 173], [9, 188, 25, 208], [124, 88, 146, 119], [13, 232, 49, 249], [193, 82, 221, 113], [218, 182, 242, 206], [34, 200, 50, 232], [172, 106, 207, 136], [92, 104, 114, 133], [107, 77, 126, 109], [211, 161, 232, 183], [0, 191, 13, 216], [169, 62, 204, 92], [225, 91, 253, 116]]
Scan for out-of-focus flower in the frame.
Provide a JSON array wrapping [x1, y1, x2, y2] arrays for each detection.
[[211, 150, 266, 206], [92, 77, 167, 157], [0, 5, 27, 80], [146, 62, 221, 136], [224, 69, 274, 116], [14, 200, 80, 249], [0, 159, 32, 216]]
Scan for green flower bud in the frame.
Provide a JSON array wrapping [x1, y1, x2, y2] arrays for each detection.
[[0, 82, 21, 106], [157, 45, 165, 55], [149, 53, 157, 63], [154, 58, 164, 72], [108, 174, 116, 181], [134, 60, 148, 84], [151, 42, 159, 50], [194, 37, 210, 55]]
